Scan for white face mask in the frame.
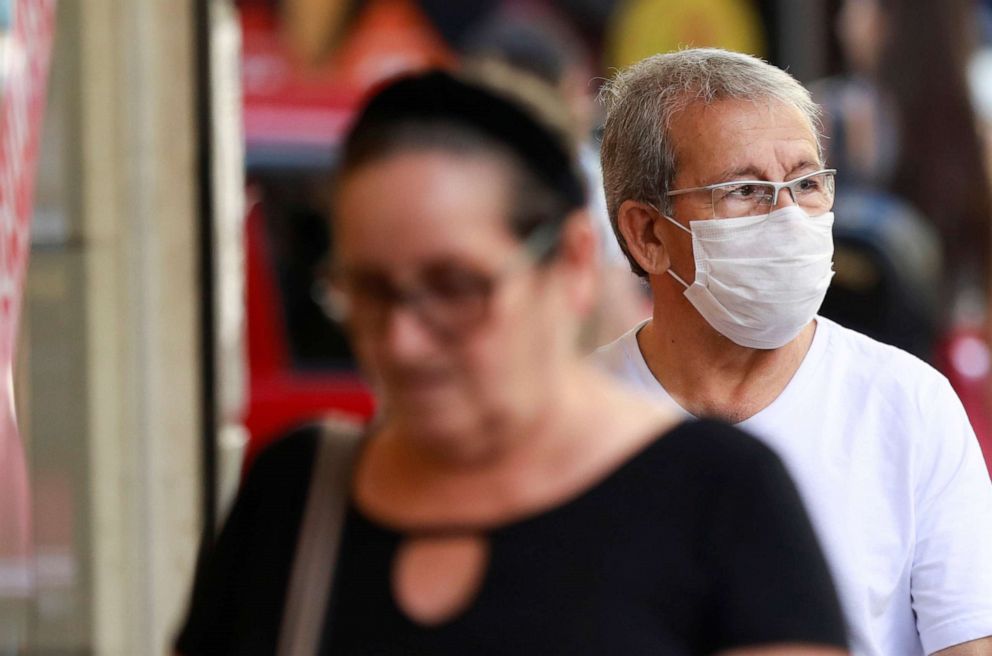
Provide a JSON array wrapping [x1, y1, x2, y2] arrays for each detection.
[[661, 205, 835, 350]]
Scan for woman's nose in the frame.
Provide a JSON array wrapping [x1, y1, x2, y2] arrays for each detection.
[[380, 302, 438, 362]]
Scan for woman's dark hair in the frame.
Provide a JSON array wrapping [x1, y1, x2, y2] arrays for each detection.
[[335, 69, 586, 242]]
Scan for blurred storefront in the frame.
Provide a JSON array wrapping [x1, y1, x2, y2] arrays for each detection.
[[16, 0, 205, 653]]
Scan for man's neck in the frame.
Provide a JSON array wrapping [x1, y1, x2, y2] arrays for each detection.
[[636, 309, 817, 424]]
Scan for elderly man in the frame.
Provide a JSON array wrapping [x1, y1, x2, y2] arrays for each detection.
[[593, 48, 992, 656]]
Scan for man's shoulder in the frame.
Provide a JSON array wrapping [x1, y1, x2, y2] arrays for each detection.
[[588, 321, 662, 391], [816, 316, 948, 392], [817, 317, 943, 379], [591, 324, 631, 355]]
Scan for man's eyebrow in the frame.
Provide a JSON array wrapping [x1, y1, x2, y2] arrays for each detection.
[[708, 165, 764, 184], [788, 160, 821, 176], [709, 160, 822, 184]]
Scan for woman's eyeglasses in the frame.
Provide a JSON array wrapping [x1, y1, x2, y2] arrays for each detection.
[[318, 223, 560, 340]]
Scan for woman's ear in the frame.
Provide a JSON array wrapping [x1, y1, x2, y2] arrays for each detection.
[[617, 200, 671, 275], [553, 209, 600, 316]]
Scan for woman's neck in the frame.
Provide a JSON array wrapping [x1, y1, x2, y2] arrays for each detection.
[[353, 363, 679, 531]]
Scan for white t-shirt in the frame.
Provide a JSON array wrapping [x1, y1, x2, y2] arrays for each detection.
[[591, 316, 992, 656]]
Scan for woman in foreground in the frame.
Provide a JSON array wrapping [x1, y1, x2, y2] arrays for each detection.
[[176, 69, 848, 655]]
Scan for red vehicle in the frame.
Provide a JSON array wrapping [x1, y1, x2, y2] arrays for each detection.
[[238, 1, 451, 470], [242, 194, 374, 469]]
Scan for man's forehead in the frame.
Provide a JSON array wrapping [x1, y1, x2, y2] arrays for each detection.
[[670, 97, 815, 143], [668, 97, 819, 182]]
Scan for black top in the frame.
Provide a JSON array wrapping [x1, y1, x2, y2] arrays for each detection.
[[176, 420, 847, 655]]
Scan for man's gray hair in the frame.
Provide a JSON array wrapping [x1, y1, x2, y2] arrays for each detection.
[[599, 48, 823, 277]]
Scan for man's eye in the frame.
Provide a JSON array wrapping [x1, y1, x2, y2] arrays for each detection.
[[796, 178, 819, 192], [727, 184, 761, 198]]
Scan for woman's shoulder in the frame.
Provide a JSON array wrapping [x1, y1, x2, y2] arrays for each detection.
[[662, 418, 778, 456], [235, 423, 330, 513], [658, 418, 778, 465], [634, 418, 791, 488], [246, 424, 322, 478], [174, 424, 330, 655]]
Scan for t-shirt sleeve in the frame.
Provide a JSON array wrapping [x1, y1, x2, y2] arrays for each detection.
[[911, 376, 992, 655], [698, 423, 849, 653], [174, 428, 319, 655]]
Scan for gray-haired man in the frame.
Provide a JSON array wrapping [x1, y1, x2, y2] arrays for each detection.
[[592, 48, 992, 656]]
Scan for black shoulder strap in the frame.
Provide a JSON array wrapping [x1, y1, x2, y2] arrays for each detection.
[[277, 418, 363, 656]]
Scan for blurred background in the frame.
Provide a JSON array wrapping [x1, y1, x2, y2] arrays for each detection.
[[3, 0, 992, 653]]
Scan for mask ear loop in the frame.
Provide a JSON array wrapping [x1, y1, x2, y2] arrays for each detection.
[[659, 212, 692, 235], [648, 203, 692, 289], [667, 268, 691, 289]]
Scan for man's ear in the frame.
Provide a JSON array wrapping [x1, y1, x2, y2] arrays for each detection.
[[617, 200, 671, 275]]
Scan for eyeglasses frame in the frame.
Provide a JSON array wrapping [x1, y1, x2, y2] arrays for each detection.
[[319, 220, 564, 338], [665, 168, 838, 216]]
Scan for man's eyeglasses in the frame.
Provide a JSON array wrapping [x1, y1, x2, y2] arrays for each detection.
[[319, 223, 560, 340], [666, 168, 837, 219]]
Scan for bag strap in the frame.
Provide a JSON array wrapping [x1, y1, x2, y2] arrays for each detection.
[[277, 418, 363, 656]]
